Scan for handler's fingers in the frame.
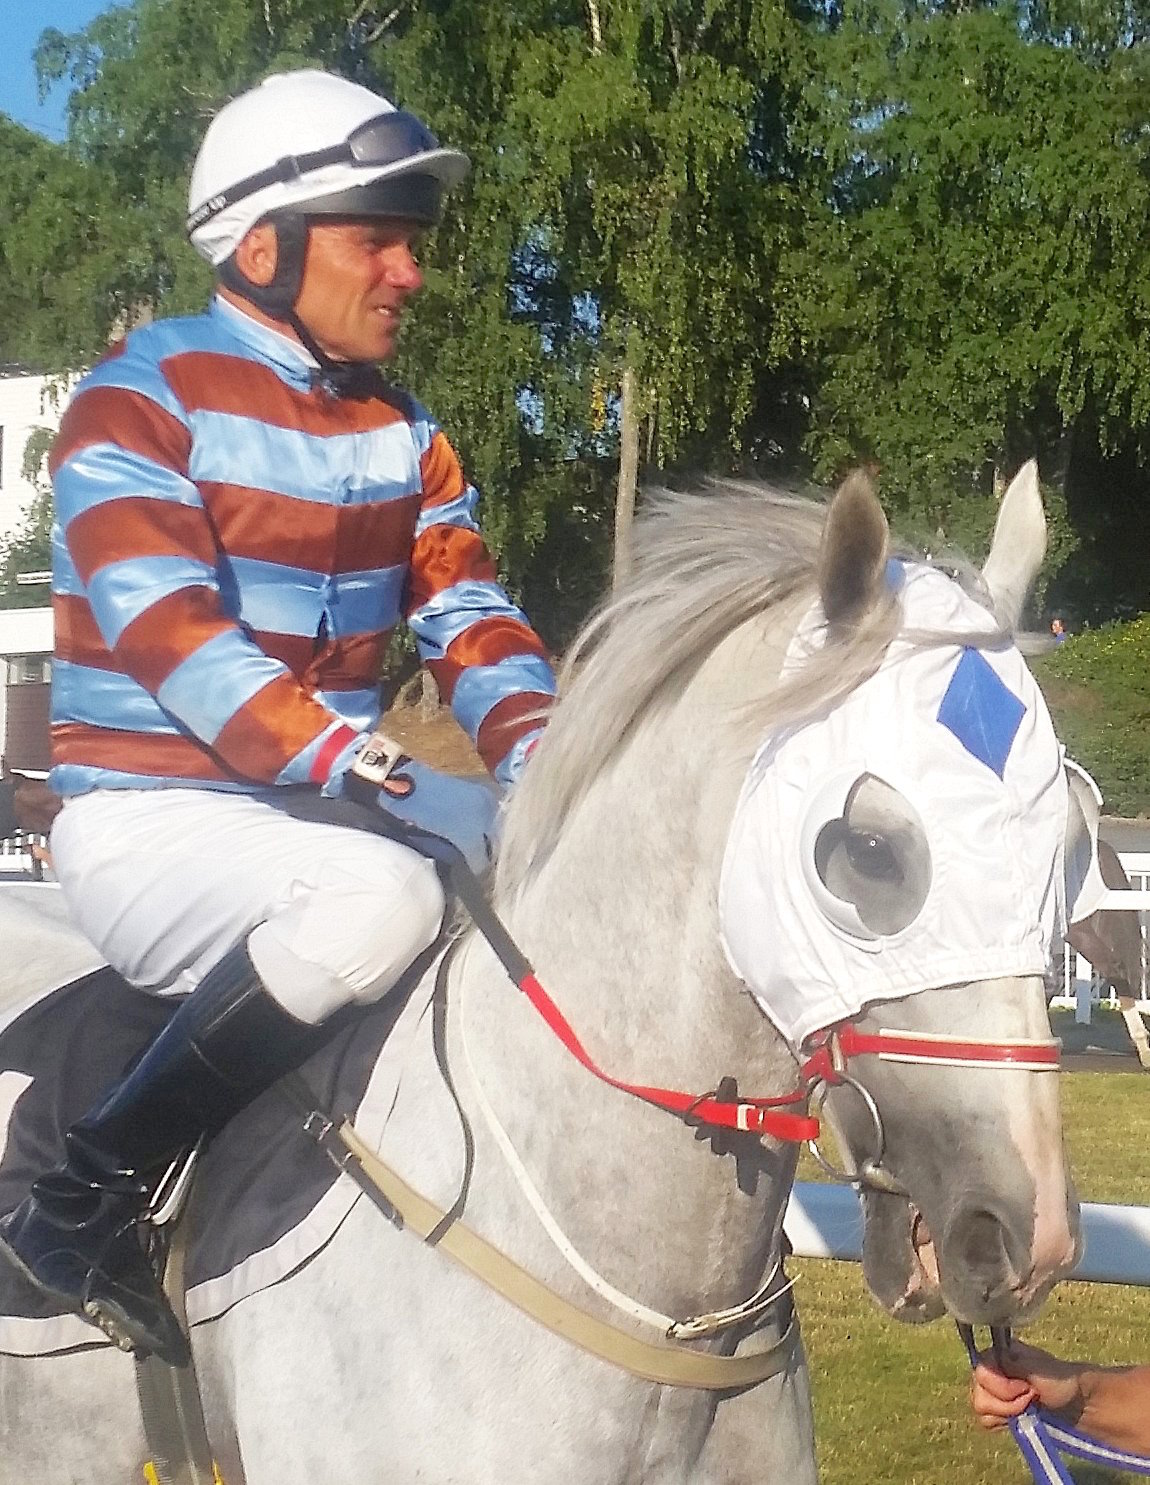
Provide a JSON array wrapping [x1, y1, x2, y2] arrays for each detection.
[[971, 1363, 1036, 1428]]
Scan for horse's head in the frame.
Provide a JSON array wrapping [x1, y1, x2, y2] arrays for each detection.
[[497, 463, 1080, 1335], [721, 461, 1080, 1326]]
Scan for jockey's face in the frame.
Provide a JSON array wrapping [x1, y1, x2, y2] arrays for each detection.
[[293, 218, 425, 363]]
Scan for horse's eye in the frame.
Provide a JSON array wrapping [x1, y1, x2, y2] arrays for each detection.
[[844, 831, 901, 883], [808, 775, 931, 937]]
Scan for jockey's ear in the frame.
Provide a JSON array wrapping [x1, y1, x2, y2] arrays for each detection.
[[818, 469, 889, 628]]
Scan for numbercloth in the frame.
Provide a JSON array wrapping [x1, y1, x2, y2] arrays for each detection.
[[0, 966, 413, 1355]]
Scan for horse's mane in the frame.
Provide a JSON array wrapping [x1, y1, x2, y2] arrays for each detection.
[[496, 481, 881, 890]]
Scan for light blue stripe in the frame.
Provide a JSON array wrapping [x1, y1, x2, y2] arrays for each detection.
[[50, 764, 252, 797], [130, 310, 245, 364], [407, 400, 436, 457], [312, 689, 380, 731], [210, 296, 315, 386], [408, 580, 532, 662], [223, 557, 323, 636], [494, 726, 546, 788], [52, 658, 181, 733], [413, 485, 481, 539], [156, 630, 289, 744], [77, 351, 192, 425], [275, 722, 365, 788], [450, 655, 558, 742], [227, 557, 405, 637], [187, 411, 421, 505], [52, 531, 85, 598], [55, 445, 204, 525], [87, 556, 219, 648], [325, 567, 406, 635]]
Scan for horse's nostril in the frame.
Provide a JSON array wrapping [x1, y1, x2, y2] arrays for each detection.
[[950, 1199, 1022, 1283]]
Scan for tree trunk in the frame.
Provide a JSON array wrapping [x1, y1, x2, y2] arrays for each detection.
[[613, 364, 639, 591], [418, 668, 440, 722], [586, 0, 603, 50]]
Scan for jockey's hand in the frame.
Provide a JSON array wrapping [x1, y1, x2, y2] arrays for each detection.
[[971, 1340, 1085, 1429], [345, 736, 502, 875]]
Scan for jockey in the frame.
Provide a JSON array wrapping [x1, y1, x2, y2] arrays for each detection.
[[0, 70, 556, 1366]]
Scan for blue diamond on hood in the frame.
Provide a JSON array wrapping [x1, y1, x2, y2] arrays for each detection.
[[937, 649, 1025, 779]]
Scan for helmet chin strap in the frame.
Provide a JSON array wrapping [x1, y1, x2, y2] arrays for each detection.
[[218, 213, 384, 400]]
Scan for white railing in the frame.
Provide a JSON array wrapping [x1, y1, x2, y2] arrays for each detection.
[[0, 832, 49, 880], [784, 1183, 1150, 1286], [1055, 851, 1150, 1017]]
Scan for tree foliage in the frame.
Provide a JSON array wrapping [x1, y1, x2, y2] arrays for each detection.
[[1035, 617, 1150, 816], [0, 492, 53, 610], [5, 0, 1150, 635], [789, 2, 1150, 532]]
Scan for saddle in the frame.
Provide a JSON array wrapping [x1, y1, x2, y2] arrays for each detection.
[[0, 964, 406, 1353]]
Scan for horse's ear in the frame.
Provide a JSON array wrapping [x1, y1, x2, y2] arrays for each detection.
[[981, 460, 1046, 631], [818, 470, 889, 627]]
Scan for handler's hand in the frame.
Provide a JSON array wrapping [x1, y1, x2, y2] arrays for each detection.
[[971, 1341, 1085, 1430]]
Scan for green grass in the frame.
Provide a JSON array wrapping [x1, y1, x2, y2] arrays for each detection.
[[794, 1071, 1150, 1483]]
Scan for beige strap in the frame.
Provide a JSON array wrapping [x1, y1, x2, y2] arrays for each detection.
[[338, 1121, 798, 1391], [136, 1214, 221, 1485]]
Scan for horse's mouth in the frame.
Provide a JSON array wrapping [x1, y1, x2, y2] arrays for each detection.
[[888, 1206, 946, 1321], [891, 1205, 1061, 1325]]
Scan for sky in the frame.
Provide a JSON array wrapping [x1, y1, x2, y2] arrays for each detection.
[[1, 1, 114, 141]]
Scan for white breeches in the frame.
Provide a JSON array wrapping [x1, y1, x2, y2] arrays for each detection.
[[50, 788, 447, 1025]]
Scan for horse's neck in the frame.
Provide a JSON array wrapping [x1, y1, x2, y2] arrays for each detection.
[[448, 608, 802, 1314]]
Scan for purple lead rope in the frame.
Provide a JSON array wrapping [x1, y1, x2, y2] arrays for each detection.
[[958, 1323, 1150, 1481]]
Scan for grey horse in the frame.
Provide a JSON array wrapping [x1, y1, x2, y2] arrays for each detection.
[[0, 468, 1080, 1484]]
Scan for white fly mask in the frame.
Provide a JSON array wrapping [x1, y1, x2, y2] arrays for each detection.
[[719, 559, 1073, 1050]]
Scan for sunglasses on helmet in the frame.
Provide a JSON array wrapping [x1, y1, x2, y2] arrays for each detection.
[[188, 110, 442, 232]]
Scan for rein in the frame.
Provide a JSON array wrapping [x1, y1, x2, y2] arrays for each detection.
[[447, 854, 1062, 1156], [959, 1324, 1150, 1482]]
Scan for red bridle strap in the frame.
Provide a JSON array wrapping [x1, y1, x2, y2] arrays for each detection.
[[444, 860, 819, 1143], [443, 854, 1054, 1148], [800, 1024, 1061, 1085], [518, 973, 820, 1142]]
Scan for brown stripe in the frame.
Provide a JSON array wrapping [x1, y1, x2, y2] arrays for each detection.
[[54, 595, 113, 670], [115, 587, 238, 693], [419, 430, 468, 510], [50, 386, 191, 477], [52, 723, 238, 783], [199, 482, 422, 572], [161, 351, 409, 435], [407, 526, 497, 611], [68, 498, 218, 585], [249, 629, 318, 678], [475, 691, 553, 774], [212, 672, 337, 780], [302, 630, 390, 690], [442, 616, 551, 675], [246, 628, 392, 688]]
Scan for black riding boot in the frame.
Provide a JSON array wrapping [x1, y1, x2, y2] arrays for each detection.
[[0, 942, 329, 1366]]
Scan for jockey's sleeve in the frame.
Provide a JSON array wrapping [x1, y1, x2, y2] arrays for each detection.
[[51, 379, 363, 790], [404, 417, 556, 787]]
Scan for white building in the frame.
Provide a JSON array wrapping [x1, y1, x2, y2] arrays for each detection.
[[0, 606, 52, 773], [0, 368, 73, 543]]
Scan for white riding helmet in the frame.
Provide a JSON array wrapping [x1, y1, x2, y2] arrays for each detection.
[[187, 69, 470, 267]]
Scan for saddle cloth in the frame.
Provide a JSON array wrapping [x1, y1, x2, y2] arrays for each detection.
[[0, 965, 415, 1356]]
